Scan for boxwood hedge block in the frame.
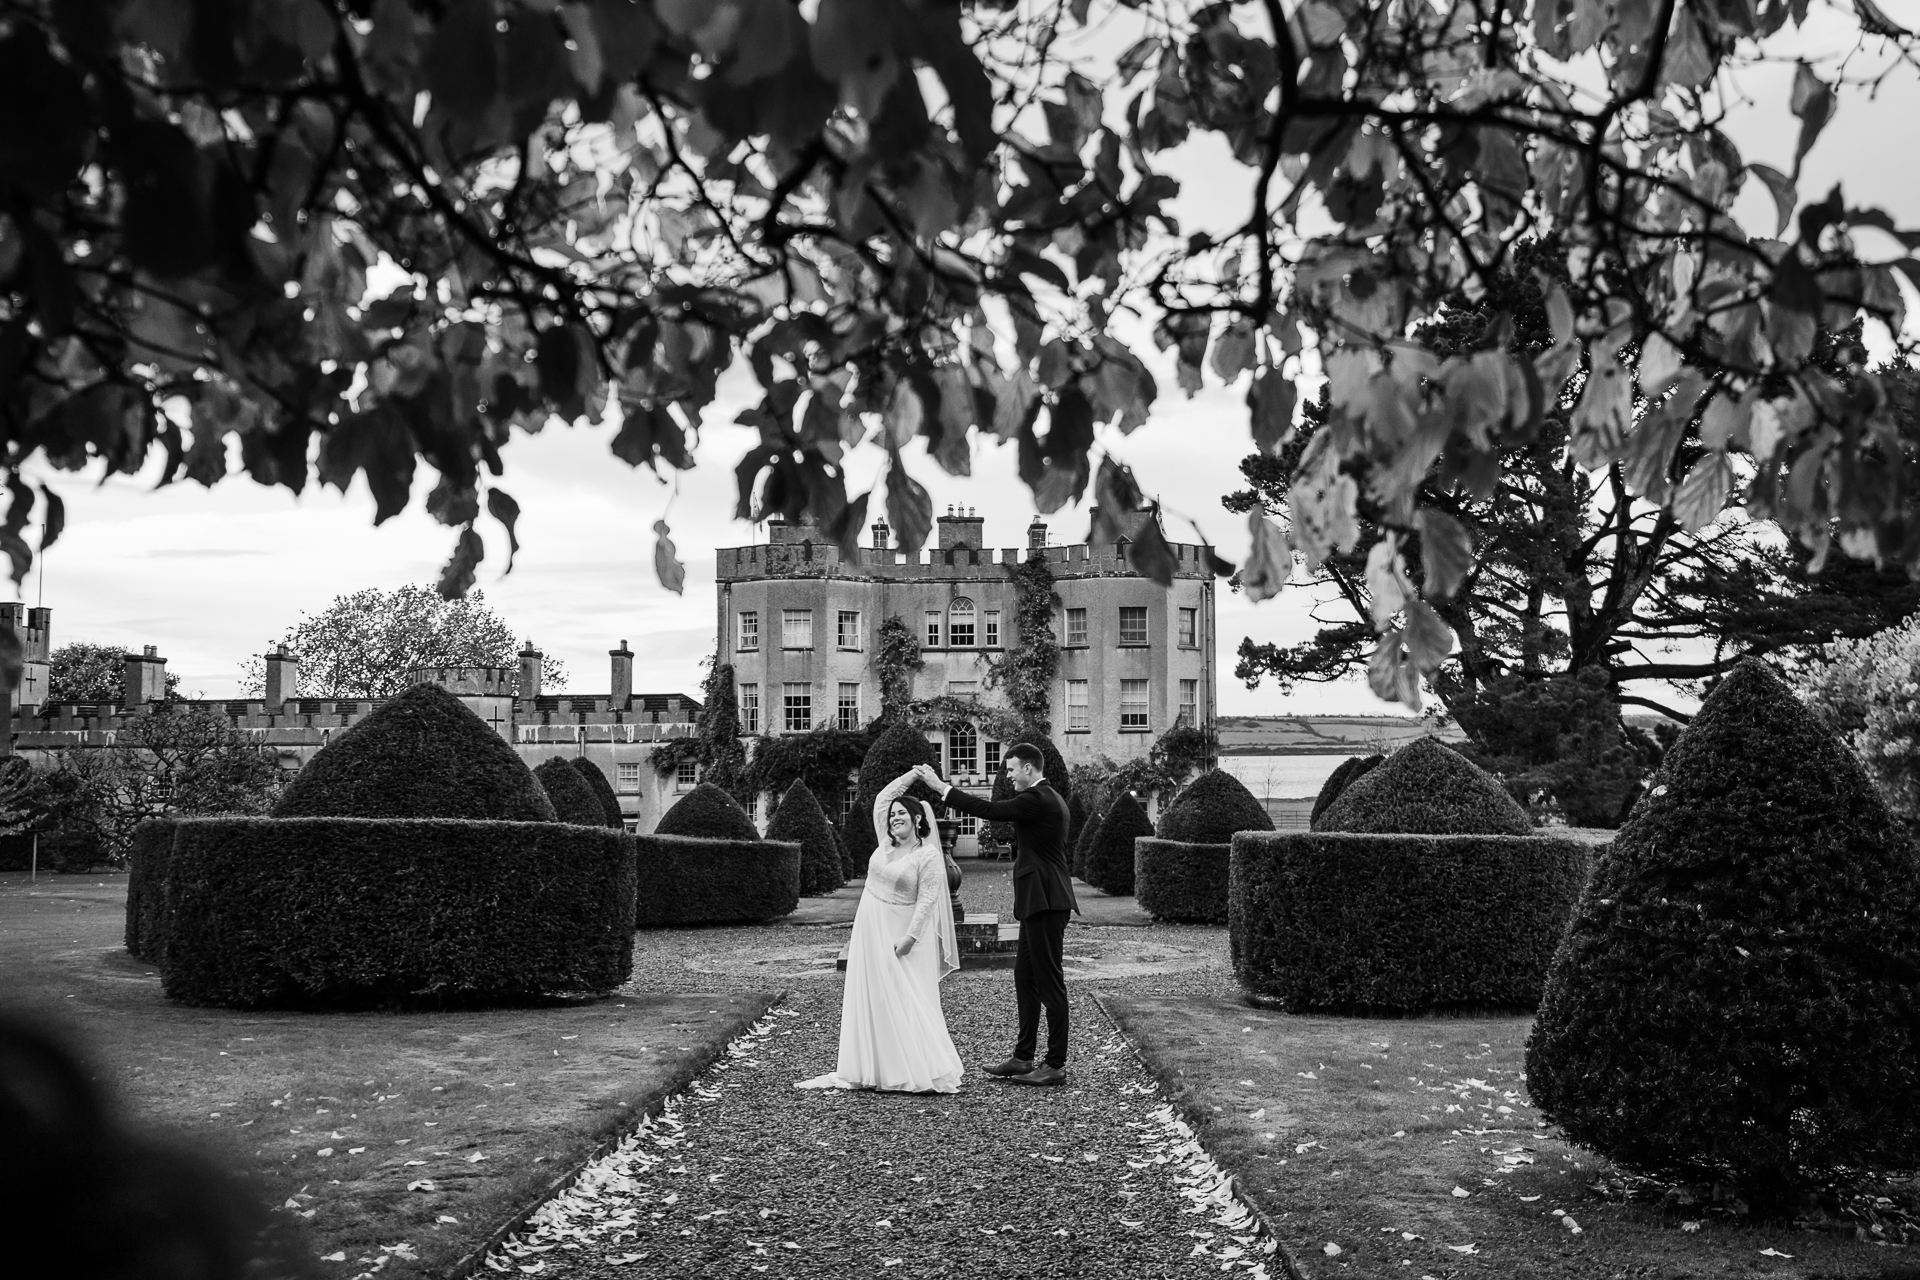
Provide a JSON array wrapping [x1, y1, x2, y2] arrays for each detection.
[[1158, 770, 1274, 844], [1229, 831, 1591, 1013], [767, 779, 843, 897], [1314, 737, 1529, 835], [159, 817, 635, 1008], [534, 757, 609, 827], [1085, 794, 1154, 895], [632, 835, 801, 926], [1072, 813, 1102, 881], [123, 819, 177, 962], [1311, 754, 1381, 826], [1135, 838, 1229, 923], [570, 758, 625, 828], [846, 724, 944, 868], [654, 781, 759, 841], [275, 682, 555, 822], [1526, 659, 1920, 1199]]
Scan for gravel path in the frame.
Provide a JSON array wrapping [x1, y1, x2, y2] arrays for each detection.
[[483, 921, 1281, 1278]]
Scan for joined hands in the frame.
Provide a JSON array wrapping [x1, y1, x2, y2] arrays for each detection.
[[910, 763, 944, 789]]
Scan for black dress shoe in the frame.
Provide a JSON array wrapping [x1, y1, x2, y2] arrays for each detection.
[[982, 1057, 1033, 1077], [1009, 1065, 1066, 1086]]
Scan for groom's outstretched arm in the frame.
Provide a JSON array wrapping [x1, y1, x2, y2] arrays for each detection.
[[940, 784, 1048, 823]]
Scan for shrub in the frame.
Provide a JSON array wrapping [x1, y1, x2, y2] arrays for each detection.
[[654, 781, 759, 841], [1795, 615, 1920, 830], [1071, 813, 1102, 881], [1310, 754, 1380, 826], [1230, 831, 1591, 1013], [1451, 669, 1655, 828], [1156, 769, 1274, 844], [1314, 737, 1530, 835], [534, 758, 609, 827], [123, 820, 177, 961], [1085, 793, 1154, 894], [632, 835, 801, 926], [570, 758, 625, 829], [159, 817, 634, 1008], [1526, 659, 1920, 1203], [844, 723, 943, 868], [988, 730, 1070, 846], [1135, 839, 1229, 923], [767, 780, 843, 897], [1066, 791, 1087, 847], [275, 682, 555, 822]]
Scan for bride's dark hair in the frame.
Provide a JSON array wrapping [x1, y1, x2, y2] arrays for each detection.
[[886, 798, 931, 841]]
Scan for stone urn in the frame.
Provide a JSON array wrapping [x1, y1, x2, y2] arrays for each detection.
[[936, 817, 964, 921]]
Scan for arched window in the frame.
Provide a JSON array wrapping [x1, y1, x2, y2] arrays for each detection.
[[948, 723, 979, 776], [948, 597, 976, 647]]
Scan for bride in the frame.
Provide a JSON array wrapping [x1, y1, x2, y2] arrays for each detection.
[[796, 771, 963, 1093]]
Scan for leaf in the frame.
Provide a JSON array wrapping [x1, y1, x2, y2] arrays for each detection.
[[1789, 62, 1835, 172], [436, 526, 483, 599], [1241, 512, 1292, 602], [1123, 506, 1179, 587], [1544, 283, 1575, 347], [1854, 0, 1910, 36], [1672, 453, 1734, 531], [1700, 388, 1750, 450], [1748, 164, 1797, 237], [1209, 319, 1257, 382], [1092, 457, 1145, 544], [824, 489, 870, 558], [36, 484, 63, 552], [1413, 509, 1471, 599], [1364, 538, 1411, 627], [1248, 368, 1296, 455], [426, 0, 498, 123], [486, 488, 521, 573], [1403, 600, 1454, 670], [1367, 629, 1422, 708], [1637, 333, 1684, 395], [885, 451, 933, 553], [652, 519, 686, 594], [883, 379, 925, 451], [1571, 340, 1631, 470]]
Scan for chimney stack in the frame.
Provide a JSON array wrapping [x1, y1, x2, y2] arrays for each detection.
[[264, 645, 299, 708], [518, 641, 544, 699], [610, 640, 633, 708], [123, 645, 167, 706]]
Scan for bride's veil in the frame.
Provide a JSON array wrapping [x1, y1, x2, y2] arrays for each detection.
[[917, 798, 961, 980]]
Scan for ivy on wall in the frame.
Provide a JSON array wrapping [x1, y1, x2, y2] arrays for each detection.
[[874, 616, 925, 723], [650, 658, 750, 801], [984, 553, 1060, 734], [745, 727, 873, 822]]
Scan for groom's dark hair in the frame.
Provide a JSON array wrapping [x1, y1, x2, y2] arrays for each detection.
[[1004, 743, 1044, 771]]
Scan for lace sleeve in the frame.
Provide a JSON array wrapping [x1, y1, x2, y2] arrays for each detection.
[[870, 772, 915, 847], [907, 843, 945, 944]]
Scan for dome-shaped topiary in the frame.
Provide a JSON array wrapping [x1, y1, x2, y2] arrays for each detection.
[[1315, 737, 1529, 835], [988, 730, 1070, 846], [1071, 812, 1102, 881], [1310, 754, 1382, 826], [1085, 793, 1154, 894], [1158, 769, 1275, 844], [1526, 659, 1920, 1204], [768, 780, 844, 897], [534, 758, 609, 827], [844, 723, 944, 870], [570, 758, 625, 829], [275, 682, 555, 821], [654, 781, 760, 841]]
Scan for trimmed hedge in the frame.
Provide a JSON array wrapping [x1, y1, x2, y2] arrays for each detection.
[[1135, 838, 1229, 924], [123, 819, 177, 962], [632, 834, 801, 926], [1526, 659, 1920, 1200], [1314, 737, 1530, 835], [1071, 813, 1102, 881], [275, 682, 555, 822], [1157, 769, 1274, 844], [570, 758, 625, 828], [1085, 793, 1154, 895], [767, 779, 844, 897], [1310, 754, 1381, 826], [654, 781, 759, 841], [158, 817, 635, 1008], [1229, 831, 1591, 1013], [534, 757, 609, 827], [845, 723, 944, 870]]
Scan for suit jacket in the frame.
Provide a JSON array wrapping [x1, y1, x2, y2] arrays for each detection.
[[943, 781, 1079, 921]]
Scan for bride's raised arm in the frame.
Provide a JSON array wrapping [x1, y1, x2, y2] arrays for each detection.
[[870, 771, 917, 847]]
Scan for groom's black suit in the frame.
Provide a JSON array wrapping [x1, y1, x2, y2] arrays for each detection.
[[941, 781, 1077, 1069]]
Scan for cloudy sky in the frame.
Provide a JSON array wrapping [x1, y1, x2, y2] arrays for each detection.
[[21, 6, 1920, 712]]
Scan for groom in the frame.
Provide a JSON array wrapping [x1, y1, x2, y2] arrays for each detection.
[[914, 746, 1077, 1086]]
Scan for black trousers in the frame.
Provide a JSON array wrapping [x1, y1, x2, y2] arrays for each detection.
[[1013, 909, 1070, 1068]]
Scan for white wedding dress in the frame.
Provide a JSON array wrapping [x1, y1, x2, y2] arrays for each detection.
[[796, 774, 964, 1093]]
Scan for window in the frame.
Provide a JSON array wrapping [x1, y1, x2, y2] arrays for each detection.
[[1067, 680, 1090, 732], [782, 609, 813, 649], [983, 610, 1000, 647], [956, 811, 978, 837], [949, 724, 979, 776], [1179, 679, 1199, 725], [1065, 608, 1088, 646], [837, 682, 861, 730], [948, 598, 976, 647], [675, 758, 699, 789], [1179, 607, 1198, 647], [616, 762, 642, 791], [737, 610, 760, 651], [739, 683, 760, 734], [1119, 606, 1149, 646], [925, 610, 941, 647], [984, 740, 1002, 776], [782, 683, 812, 732], [1120, 678, 1150, 730], [843, 782, 859, 822], [748, 791, 763, 829], [837, 610, 862, 649]]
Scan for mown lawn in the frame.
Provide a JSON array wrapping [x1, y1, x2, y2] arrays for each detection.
[[1099, 994, 1920, 1280], [1, 872, 775, 1277]]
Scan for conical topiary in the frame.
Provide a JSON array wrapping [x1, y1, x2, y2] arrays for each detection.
[[1085, 793, 1154, 894], [1314, 737, 1529, 835], [570, 758, 625, 828], [1526, 659, 1920, 1203], [275, 682, 555, 821], [1310, 754, 1382, 826], [655, 781, 760, 841], [534, 758, 609, 827], [844, 723, 944, 869], [1157, 769, 1275, 844], [1067, 791, 1087, 846], [768, 780, 844, 897], [988, 730, 1070, 847], [1071, 812, 1103, 881]]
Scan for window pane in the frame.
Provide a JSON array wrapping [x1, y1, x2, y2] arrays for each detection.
[[949, 724, 978, 775], [782, 609, 813, 648], [948, 598, 975, 646], [1179, 607, 1197, 646], [837, 682, 860, 730], [837, 610, 862, 648], [782, 682, 811, 732], [1067, 680, 1090, 731], [1119, 607, 1148, 645], [925, 611, 941, 647], [676, 758, 698, 785], [738, 684, 759, 734], [1179, 678, 1198, 724], [1120, 678, 1149, 730], [984, 740, 1001, 775], [984, 611, 1000, 647], [1066, 608, 1087, 646], [617, 762, 641, 789], [738, 611, 759, 650]]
